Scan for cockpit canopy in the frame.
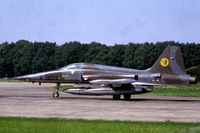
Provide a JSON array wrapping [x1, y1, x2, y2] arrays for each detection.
[[59, 62, 147, 74], [59, 63, 96, 70]]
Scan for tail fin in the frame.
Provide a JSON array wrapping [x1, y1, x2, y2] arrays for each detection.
[[149, 45, 186, 75]]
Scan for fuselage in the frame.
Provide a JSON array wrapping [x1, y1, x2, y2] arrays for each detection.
[[16, 62, 195, 85], [16, 63, 147, 83]]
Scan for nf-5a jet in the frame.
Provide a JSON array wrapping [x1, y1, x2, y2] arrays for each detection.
[[15, 45, 197, 100]]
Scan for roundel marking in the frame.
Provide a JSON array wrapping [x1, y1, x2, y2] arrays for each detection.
[[160, 58, 169, 67]]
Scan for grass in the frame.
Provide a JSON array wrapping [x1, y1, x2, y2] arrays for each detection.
[[45, 85, 74, 90], [145, 83, 200, 97], [0, 117, 200, 133], [0, 79, 24, 82]]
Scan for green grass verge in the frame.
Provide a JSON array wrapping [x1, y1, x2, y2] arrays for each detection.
[[0, 117, 200, 133], [145, 84, 200, 97], [45, 85, 74, 90], [0, 79, 24, 82]]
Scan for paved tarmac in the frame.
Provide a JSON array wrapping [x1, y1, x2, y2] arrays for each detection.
[[0, 82, 200, 122]]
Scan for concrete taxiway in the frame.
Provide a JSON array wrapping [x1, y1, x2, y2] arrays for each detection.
[[0, 82, 200, 122]]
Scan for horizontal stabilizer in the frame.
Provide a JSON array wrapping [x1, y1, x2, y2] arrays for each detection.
[[131, 82, 162, 86]]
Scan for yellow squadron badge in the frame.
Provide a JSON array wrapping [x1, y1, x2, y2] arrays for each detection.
[[160, 58, 169, 67], [62, 75, 69, 78]]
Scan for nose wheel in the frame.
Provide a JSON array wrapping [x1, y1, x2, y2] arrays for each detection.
[[53, 91, 59, 98], [53, 83, 61, 98]]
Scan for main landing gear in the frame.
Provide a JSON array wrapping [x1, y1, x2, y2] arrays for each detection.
[[113, 95, 121, 100], [53, 83, 60, 98], [123, 94, 131, 101], [112, 94, 131, 101]]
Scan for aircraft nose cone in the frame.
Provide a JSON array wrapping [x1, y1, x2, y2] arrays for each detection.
[[13, 73, 42, 81], [13, 75, 31, 81]]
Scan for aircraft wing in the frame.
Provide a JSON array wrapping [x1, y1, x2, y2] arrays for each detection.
[[89, 79, 136, 85], [90, 79, 162, 86]]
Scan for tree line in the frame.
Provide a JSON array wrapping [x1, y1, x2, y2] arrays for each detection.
[[0, 40, 200, 78]]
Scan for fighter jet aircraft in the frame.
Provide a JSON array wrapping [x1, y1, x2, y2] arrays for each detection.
[[15, 45, 197, 100]]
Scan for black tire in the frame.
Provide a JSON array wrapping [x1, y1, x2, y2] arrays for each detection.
[[53, 91, 59, 98], [124, 94, 131, 101], [113, 95, 121, 100]]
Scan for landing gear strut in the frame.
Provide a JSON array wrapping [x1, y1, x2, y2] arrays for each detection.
[[113, 95, 121, 100], [53, 83, 60, 98], [123, 94, 131, 101]]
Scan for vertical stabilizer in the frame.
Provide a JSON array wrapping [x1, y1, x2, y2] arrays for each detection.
[[149, 45, 186, 75]]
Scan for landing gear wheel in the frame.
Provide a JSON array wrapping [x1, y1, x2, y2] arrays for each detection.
[[124, 94, 131, 101], [53, 83, 61, 98], [53, 91, 59, 98], [113, 95, 121, 100]]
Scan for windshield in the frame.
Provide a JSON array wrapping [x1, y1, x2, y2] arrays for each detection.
[[59, 63, 84, 70]]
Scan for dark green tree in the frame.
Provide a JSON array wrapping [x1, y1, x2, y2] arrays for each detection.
[[0, 40, 200, 78]]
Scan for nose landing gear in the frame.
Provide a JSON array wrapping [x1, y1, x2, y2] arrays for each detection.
[[53, 91, 59, 98], [53, 83, 61, 98]]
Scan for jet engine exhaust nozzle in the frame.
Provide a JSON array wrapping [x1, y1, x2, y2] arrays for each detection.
[[189, 77, 197, 84]]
